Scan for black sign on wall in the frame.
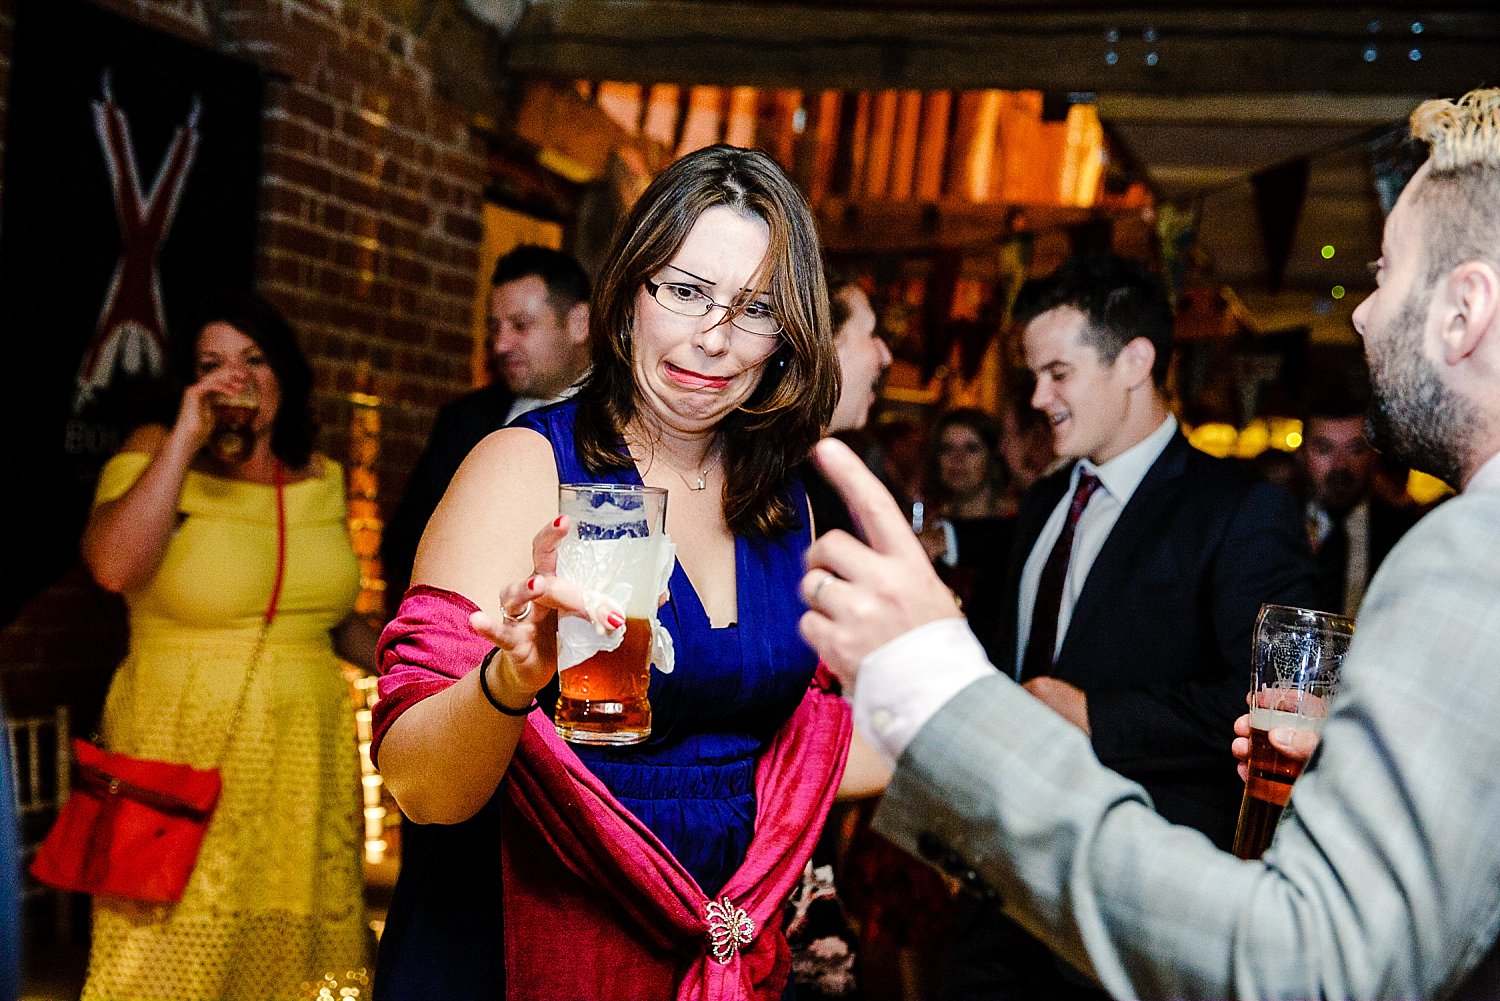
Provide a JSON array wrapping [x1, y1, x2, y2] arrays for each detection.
[[1, 0, 263, 623]]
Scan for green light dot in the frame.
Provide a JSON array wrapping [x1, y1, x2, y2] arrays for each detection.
[[1321, 245, 1336, 259], [1331, 285, 1346, 299]]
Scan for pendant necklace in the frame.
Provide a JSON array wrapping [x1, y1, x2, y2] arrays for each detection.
[[673, 455, 717, 492], [629, 427, 717, 492]]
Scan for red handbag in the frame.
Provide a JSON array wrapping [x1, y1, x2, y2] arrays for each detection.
[[30, 460, 287, 903], [30, 739, 224, 902]]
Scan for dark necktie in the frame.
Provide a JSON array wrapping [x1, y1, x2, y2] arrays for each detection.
[[1021, 471, 1102, 681], [1311, 509, 1350, 613]]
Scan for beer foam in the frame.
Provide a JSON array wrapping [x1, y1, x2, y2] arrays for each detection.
[[1249, 706, 1325, 733], [558, 536, 669, 617], [556, 533, 677, 674]]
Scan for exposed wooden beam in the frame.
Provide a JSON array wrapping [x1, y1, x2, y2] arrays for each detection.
[[506, 3, 1499, 95], [865, 91, 901, 199], [914, 91, 952, 202], [890, 90, 924, 200], [816, 197, 1103, 254]]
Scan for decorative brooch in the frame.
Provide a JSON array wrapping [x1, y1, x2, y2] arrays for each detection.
[[705, 896, 756, 964]]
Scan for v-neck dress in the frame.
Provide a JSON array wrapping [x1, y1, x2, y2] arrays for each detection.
[[373, 399, 817, 999]]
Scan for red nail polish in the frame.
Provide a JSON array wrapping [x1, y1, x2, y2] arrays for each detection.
[[553, 516, 564, 528], [527, 577, 538, 590], [607, 612, 624, 628]]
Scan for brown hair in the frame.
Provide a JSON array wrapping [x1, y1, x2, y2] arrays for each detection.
[[575, 145, 838, 537]]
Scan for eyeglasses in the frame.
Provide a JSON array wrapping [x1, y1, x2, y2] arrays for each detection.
[[643, 278, 783, 338]]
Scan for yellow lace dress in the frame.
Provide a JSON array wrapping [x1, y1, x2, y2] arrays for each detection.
[[82, 452, 370, 1001]]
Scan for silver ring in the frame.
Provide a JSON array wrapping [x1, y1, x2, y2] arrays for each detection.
[[807, 572, 838, 611], [500, 600, 533, 623]]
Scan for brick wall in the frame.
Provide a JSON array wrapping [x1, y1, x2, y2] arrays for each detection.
[[0, 0, 487, 715]]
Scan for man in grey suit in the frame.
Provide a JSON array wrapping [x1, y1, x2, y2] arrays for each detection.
[[798, 87, 1500, 999]]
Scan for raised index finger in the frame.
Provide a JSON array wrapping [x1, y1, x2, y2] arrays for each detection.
[[812, 438, 926, 560]]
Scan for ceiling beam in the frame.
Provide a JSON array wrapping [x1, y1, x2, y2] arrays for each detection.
[[506, 2, 1499, 95]]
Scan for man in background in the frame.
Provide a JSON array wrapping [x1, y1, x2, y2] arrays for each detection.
[[947, 254, 1317, 999], [1299, 393, 1420, 615], [382, 245, 590, 609]]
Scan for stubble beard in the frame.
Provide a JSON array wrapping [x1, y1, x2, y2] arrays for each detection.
[[1364, 291, 1475, 488]]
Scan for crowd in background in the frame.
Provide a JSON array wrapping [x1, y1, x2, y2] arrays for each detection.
[[4, 96, 1457, 999]]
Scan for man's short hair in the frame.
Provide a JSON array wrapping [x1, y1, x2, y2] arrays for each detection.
[[490, 244, 591, 316], [1013, 254, 1175, 386], [825, 266, 861, 335], [1407, 89, 1500, 288]]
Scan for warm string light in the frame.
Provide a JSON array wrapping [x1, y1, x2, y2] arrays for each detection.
[[352, 675, 389, 866], [344, 389, 392, 869]]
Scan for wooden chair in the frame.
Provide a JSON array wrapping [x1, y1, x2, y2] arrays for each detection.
[[5, 705, 72, 942]]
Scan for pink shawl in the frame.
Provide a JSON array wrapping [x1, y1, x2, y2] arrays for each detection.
[[373, 586, 853, 1001]]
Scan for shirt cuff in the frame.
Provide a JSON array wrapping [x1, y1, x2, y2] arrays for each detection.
[[852, 617, 996, 766]]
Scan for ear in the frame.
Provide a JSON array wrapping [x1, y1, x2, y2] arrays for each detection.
[[1117, 336, 1156, 389], [1440, 261, 1500, 366], [566, 302, 590, 346]]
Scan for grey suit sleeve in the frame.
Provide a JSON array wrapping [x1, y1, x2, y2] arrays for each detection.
[[875, 494, 1500, 999]]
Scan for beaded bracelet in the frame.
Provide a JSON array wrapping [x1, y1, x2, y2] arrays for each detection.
[[477, 647, 539, 717]]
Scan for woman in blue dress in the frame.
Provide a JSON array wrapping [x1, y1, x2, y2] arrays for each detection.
[[371, 145, 887, 1000]]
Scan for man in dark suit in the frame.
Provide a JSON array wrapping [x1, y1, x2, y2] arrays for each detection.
[[382, 245, 591, 612], [1298, 397, 1421, 616], [949, 255, 1318, 1000]]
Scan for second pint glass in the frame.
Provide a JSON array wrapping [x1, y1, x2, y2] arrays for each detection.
[[1231, 603, 1353, 859], [553, 484, 669, 745]]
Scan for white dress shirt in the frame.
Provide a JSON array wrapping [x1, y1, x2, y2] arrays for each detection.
[[1468, 448, 1500, 494], [503, 382, 580, 425], [1307, 498, 1372, 616], [1012, 414, 1178, 674]]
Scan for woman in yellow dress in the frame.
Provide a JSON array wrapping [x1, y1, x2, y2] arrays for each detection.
[[80, 294, 373, 1000]]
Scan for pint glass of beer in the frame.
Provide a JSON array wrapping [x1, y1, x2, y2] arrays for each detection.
[[553, 484, 670, 745], [207, 381, 260, 464], [1231, 604, 1354, 859]]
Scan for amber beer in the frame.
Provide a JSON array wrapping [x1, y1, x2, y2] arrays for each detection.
[[208, 399, 257, 463], [554, 484, 669, 746], [1232, 707, 1322, 859], [554, 617, 653, 744], [1230, 604, 1351, 860]]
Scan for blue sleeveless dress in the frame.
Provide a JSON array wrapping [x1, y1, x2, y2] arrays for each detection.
[[374, 399, 817, 999]]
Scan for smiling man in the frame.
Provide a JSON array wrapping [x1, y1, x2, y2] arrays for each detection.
[[946, 255, 1318, 1001], [382, 245, 591, 611]]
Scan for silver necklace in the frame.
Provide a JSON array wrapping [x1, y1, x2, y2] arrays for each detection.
[[671, 457, 716, 492], [629, 428, 717, 491]]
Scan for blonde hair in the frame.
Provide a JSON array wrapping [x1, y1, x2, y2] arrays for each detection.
[[1407, 88, 1500, 286], [1410, 88, 1500, 171]]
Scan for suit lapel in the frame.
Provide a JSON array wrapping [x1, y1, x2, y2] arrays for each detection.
[[1056, 434, 1190, 670]]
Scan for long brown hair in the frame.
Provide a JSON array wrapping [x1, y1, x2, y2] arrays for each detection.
[[575, 145, 838, 537]]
